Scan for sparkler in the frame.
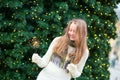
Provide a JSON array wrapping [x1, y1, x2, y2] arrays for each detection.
[[31, 36, 40, 53]]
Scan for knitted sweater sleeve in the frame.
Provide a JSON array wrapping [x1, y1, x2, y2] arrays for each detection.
[[67, 49, 89, 78], [33, 37, 60, 68]]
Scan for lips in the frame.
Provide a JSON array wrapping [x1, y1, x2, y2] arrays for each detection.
[[69, 35, 75, 40]]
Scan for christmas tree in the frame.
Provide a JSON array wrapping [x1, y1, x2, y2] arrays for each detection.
[[0, 0, 120, 80]]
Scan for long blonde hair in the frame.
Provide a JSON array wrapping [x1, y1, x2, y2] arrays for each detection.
[[53, 19, 88, 64]]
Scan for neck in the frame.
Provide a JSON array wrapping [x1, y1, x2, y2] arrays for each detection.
[[69, 40, 76, 47]]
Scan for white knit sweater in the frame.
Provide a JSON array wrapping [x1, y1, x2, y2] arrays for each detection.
[[32, 37, 89, 80]]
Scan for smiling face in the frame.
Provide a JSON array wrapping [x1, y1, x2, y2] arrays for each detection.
[[68, 22, 77, 41]]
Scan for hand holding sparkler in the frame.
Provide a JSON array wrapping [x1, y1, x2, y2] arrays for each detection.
[[31, 37, 42, 64], [32, 53, 41, 63]]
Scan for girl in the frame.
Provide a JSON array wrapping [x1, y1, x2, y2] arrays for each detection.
[[32, 18, 89, 80]]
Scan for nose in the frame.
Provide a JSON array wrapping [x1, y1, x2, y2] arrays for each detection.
[[70, 31, 74, 35]]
